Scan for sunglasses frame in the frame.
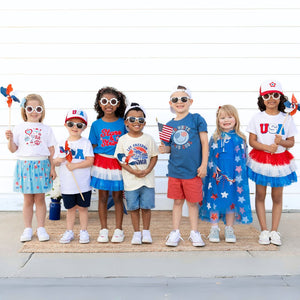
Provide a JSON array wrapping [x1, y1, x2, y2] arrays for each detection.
[[262, 93, 281, 101], [170, 96, 190, 104], [25, 105, 43, 114], [99, 97, 119, 106], [66, 121, 86, 129], [126, 116, 146, 124]]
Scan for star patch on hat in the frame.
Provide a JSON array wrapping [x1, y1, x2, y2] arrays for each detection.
[[259, 80, 283, 96]]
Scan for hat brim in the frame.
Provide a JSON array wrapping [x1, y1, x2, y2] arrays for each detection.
[[65, 117, 87, 125]]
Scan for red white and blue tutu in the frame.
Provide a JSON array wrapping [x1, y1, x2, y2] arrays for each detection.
[[247, 149, 297, 187], [90, 154, 124, 191]]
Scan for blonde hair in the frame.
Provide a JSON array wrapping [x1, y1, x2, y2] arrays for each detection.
[[213, 105, 246, 142], [21, 94, 46, 122]]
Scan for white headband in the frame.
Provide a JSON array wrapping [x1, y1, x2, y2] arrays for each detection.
[[124, 103, 146, 118], [170, 87, 192, 99]]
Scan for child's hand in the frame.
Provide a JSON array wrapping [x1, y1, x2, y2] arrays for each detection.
[[53, 157, 65, 166], [274, 134, 282, 145], [66, 162, 77, 172], [132, 169, 148, 178], [158, 142, 170, 154], [197, 165, 207, 178], [268, 143, 278, 153], [50, 167, 57, 180], [5, 130, 13, 140]]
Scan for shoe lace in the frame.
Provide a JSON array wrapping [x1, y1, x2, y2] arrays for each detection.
[[166, 231, 184, 242]]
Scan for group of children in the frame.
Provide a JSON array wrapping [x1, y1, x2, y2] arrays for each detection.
[[5, 80, 297, 247]]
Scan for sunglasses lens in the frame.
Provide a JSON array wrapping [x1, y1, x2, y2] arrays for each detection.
[[26, 106, 33, 113], [76, 123, 84, 129], [138, 118, 145, 124], [128, 117, 135, 123], [181, 97, 188, 102], [100, 98, 108, 105], [262, 94, 270, 100], [36, 106, 43, 113], [273, 93, 280, 99], [110, 98, 118, 106], [171, 98, 178, 103], [67, 122, 74, 128]]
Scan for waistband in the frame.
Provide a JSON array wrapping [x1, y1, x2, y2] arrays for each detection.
[[17, 156, 48, 161]]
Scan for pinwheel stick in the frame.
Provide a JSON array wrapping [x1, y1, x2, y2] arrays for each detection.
[[70, 171, 85, 201]]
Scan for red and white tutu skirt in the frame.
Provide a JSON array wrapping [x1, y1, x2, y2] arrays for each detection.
[[90, 154, 124, 191], [247, 149, 297, 187]]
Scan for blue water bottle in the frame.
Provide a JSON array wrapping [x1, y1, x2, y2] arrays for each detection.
[[49, 198, 61, 220]]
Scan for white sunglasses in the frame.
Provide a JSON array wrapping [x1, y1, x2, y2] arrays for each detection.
[[99, 97, 119, 106], [262, 93, 281, 100], [25, 106, 43, 113]]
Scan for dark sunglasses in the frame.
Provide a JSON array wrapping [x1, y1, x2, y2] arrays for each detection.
[[25, 106, 43, 113], [99, 97, 119, 106], [66, 121, 86, 129], [170, 97, 189, 103], [262, 93, 281, 100], [126, 117, 146, 124]]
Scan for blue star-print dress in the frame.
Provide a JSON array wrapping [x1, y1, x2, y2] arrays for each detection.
[[199, 130, 252, 224]]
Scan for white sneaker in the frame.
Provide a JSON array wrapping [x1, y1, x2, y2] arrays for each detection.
[[225, 226, 236, 243], [189, 230, 205, 247], [79, 230, 90, 244], [270, 231, 282, 246], [20, 228, 33, 242], [131, 232, 142, 245], [166, 230, 183, 247], [111, 229, 125, 243], [259, 230, 270, 245], [60, 230, 74, 244], [208, 227, 220, 243], [97, 228, 109, 243], [142, 230, 152, 244], [37, 227, 50, 242]]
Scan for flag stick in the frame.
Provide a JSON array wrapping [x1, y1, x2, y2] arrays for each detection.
[[70, 170, 85, 201]]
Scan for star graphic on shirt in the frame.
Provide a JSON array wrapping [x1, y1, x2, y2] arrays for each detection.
[[240, 207, 245, 214], [230, 203, 235, 210], [211, 193, 218, 200], [208, 161, 214, 169], [242, 216, 249, 223], [235, 166, 242, 173], [238, 196, 245, 203], [221, 191, 228, 198], [235, 156, 241, 162], [207, 203, 211, 210], [208, 182, 212, 189], [235, 175, 242, 184], [237, 186, 243, 194], [234, 145, 240, 153], [212, 142, 218, 149]]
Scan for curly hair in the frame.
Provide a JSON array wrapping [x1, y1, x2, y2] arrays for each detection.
[[94, 86, 127, 119], [257, 94, 288, 112]]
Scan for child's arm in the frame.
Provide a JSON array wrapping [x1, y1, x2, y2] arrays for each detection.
[[274, 135, 295, 149], [48, 146, 57, 180], [5, 130, 18, 153], [197, 131, 208, 178], [249, 133, 278, 153], [66, 156, 94, 171], [158, 142, 171, 154]]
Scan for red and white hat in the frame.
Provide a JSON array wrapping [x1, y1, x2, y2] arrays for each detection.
[[65, 109, 88, 125], [259, 80, 284, 96]]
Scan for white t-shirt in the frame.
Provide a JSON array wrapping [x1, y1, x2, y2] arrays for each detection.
[[114, 133, 159, 191], [13, 122, 56, 157], [247, 111, 298, 153], [55, 137, 94, 194]]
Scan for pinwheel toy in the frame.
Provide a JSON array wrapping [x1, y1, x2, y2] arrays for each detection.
[[279, 94, 298, 135], [1, 84, 20, 129]]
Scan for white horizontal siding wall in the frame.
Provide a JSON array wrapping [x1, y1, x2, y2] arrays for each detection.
[[1, 0, 299, 211]]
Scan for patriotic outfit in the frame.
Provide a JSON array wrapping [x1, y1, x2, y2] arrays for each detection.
[[247, 111, 297, 187], [89, 118, 126, 191], [12, 122, 56, 194], [200, 131, 252, 224]]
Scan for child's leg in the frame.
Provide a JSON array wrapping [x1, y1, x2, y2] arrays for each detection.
[[172, 199, 184, 230], [141, 209, 151, 230], [226, 212, 235, 227], [186, 201, 199, 232], [112, 191, 124, 230], [98, 190, 108, 229], [271, 187, 283, 232], [23, 194, 34, 228], [66, 206, 77, 231], [78, 206, 88, 231], [130, 209, 140, 232], [255, 184, 268, 231], [34, 193, 46, 228]]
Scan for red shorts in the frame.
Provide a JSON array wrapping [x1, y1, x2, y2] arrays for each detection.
[[167, 176, 203, 203]]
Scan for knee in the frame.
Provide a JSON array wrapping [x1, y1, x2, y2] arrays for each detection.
[[173, 200, 184, 208]]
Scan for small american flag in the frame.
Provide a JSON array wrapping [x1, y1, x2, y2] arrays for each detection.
[[157, 122, 173, 142]]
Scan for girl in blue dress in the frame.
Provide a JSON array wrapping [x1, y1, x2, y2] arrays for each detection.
[[200, 105, 252, 243]]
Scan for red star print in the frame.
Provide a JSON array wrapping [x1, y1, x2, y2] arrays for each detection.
[[211, 213, 218, 221], [211, 194, 218, 200], [215, 153, 219, 158], [230, 203, 235, 210]]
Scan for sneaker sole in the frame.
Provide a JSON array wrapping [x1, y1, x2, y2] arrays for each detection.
[[97, 238, 109, 243], [209, 238, 220, 243], [192, 242, 205, 247], [38, 237, 50, 242], [225, 239, 236, 243], [111, 238, 125, 243], [60, 240, 73, 244], [79, 240, 90, 244], [20, 237, 32, 242], [165, 242, 179, 247], [259, 240, 270, 245], [270, 240, 281, 246]]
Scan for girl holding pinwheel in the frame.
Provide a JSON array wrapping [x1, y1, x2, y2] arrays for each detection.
[[200, 105, 252, 244], [247, 80, 297, 246], [5, 94, 56, 242]]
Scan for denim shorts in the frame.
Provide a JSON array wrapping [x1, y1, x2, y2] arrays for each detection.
[[125, 186, 155, 211]]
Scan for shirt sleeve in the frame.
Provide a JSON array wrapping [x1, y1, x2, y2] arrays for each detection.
[[46, 126, 57, 147], [195, 114, 208, 132], [88, 122, 98, 145]]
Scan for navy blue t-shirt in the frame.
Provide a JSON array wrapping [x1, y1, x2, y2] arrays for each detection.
[[165, 113, 207, 179]]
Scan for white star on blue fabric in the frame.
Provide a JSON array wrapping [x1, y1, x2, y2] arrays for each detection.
[[212, 143, 218, 149], [235, 175, 243, 183], [235, 156, 240, 162], [238, 196, 245, 203], [208, 182, 212, 189], [221, 191, 228, 198], [207, 203, 211, 210], [242, 216, 249, 223], [208, 161, 214, 169]]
